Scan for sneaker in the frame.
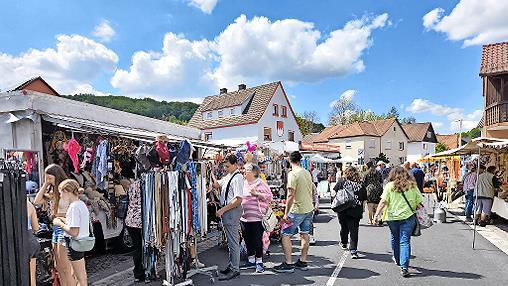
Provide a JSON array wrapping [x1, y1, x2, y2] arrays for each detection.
[[309, 236, 317, 245], [351, 252, 359, 259], [391, 256, 399, 266], [465, 217, 473, 222], [294, 259, 308, 271], [273, 262, 295, 273], [240, 261, 257, 270], [256, 263, 265, 273], [134, 278, 141, 283], [340, 243, 348, 250], [401, 268, 410, 278], [219, 266, 232, 275], [218, 270, 240, 281], [192, 259, 205, 268]]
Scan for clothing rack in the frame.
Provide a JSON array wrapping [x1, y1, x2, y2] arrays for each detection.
[[0, 159, 29, 286]]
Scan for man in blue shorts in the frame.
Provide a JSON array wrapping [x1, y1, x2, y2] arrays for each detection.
[[274, 151, 315, 273]]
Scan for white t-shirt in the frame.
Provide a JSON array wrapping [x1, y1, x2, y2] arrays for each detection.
[[65, 200, 90, 239], [219, 171, 244, 206]]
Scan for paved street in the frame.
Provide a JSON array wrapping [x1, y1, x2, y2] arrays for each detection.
[[90, 206, 508, 286]]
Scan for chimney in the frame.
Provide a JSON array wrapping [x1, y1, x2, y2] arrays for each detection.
[[238, 84, 246, 90], [220, 88, 228, 94]]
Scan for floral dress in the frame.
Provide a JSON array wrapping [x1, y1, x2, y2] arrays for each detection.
[[125, 180, 142, 228]]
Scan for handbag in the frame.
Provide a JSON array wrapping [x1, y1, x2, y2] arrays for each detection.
[[258, 200, 278, 232], [400, 191, 421, 237], [69, 222, 95, 252], [116, 194, 129, 219], [331, 180, 356, 213]]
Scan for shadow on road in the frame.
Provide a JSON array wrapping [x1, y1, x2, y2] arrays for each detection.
[[411, 266, 483, 280], [338, 267, 381, 279]]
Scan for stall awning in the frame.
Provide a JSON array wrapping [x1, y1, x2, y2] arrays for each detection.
[[42, 113, 227, 150], [300, 142, 341, 153], [431, 137, 508, 157]]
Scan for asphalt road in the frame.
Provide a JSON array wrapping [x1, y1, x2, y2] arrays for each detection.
[[90, 206, 508, 286]]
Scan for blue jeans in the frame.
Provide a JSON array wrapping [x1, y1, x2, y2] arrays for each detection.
[[465, 190, 474, 218], [387, 215, 416, 269]]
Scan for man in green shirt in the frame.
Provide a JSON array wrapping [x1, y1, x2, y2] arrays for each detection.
[[274, 151, 314, 273]]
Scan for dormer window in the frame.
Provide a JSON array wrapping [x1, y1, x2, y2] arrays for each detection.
[[207, 112, 212, 119], [282, 106, 287, 118], [273, 104, 279, 116], [230, 108, 235, 116], [218, 110, 224, 117]]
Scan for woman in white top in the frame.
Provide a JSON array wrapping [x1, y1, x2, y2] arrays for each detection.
[[34, 164, 76, 286], [53, 179, 90, 286]]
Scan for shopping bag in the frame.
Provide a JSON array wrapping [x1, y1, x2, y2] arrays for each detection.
[[416, 205, 433, 229]]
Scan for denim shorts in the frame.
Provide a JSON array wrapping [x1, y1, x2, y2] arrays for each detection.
[[64, 237, 85, 261], [52, 226, 66, 245], [282, 211, 314, 236]]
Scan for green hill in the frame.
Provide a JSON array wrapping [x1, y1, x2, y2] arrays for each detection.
[[64, 94, 199, 124]]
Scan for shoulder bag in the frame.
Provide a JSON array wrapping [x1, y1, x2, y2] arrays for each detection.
[[69, 222, 96, 252], [222, 172, 241, 207], [257, 198, 278, 232], [400, 191, 421, 237], [331, 180, 357, 213]]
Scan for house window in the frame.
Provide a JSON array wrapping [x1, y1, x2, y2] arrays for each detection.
[[288, 131, 295, 142], [204, 133, 212, 141], [345, 139, 352, 149], [399, 142, 404, 151], [282, 106, 288, 118], [273, 104, 279, 116], [218, 110, 224, 117], [427, 131, 432, 138], [393, 127, 396, 131], [369, 139, 376, 149], [230, 108, 235, 116], [264, 127, 272, 141], [207, 112, 212, 119], [423, 143, 428, 150], [385, 140, 392, 150]]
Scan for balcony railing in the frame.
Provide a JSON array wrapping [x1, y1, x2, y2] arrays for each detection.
[[485, 101, 508, 126]]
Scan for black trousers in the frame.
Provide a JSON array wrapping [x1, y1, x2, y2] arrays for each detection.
[[127, 227, 144, 279], [338, 214, 360, 251], [241, 221, 264, 258]]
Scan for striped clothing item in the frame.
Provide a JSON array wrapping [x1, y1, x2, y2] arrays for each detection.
[[241, 178, 273, 222], [463, 171, 477, 191]]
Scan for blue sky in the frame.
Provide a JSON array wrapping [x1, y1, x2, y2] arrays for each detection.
[[1, 0, 507, 133]]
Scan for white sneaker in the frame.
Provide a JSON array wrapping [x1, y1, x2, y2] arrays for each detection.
[[192, 259, 205, 268], [309, 236, 317, 245]]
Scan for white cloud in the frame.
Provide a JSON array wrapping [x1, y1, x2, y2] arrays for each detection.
[[329, 90, 358, 108], [406, 99, 482, 132], [432, 122, 444, 129], [423, 0, 508, 46], [213, 14, 389, 87], [0, 34, 118, 94], [73, 83, 109, 97], [92, 20, 116, 42], [422, 8, 444, 30], [187, 0, 218, 14], [111, 32, 216, 100]]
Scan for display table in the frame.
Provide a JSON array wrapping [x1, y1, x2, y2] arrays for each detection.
[[492, 196, 508, 220]]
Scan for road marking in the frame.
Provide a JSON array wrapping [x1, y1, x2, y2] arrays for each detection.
[[326, 251, 348, 286]]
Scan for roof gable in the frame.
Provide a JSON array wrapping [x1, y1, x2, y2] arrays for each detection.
[[10, 76, 60, 96], [188, 82, 279, 130], [402, 123, 437, 143], [437, 134, 459, 149], [480, 41, 508, 76]]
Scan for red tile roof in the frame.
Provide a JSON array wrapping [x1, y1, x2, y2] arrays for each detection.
[[437, 134, 459, 150], [480, 42, 508, 76], [402, 123, 437, 143], [188, 82, 280, 130], [312, 118, 405, 143]]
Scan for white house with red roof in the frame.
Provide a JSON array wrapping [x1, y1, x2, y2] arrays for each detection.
[[188, 82, 303, 145]]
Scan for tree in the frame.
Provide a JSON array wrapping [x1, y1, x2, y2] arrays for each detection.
[[435, 142, 448, 153], [328, 96, 358, 125], [296, 111, 325, 135], [400, 117, 416, 124], [461, 127, 481, 139], [385, 106, 400, 119], [374, 153, 390, 164]]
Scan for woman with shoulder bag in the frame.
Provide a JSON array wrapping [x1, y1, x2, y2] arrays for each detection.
[[34, 164, 76, 286], [332, 166, 367, 259], [363, 162, 384, 225], [53, 179, 91, 286], [374, 167, 423, 278], [240, 163, 273, 273]]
